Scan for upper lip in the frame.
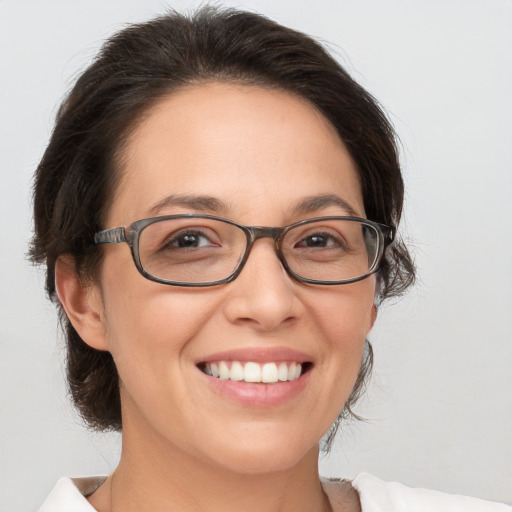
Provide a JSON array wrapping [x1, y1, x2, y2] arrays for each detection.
[[196, 346, 313, 365]]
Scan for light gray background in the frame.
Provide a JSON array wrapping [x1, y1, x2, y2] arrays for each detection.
[[1, 1, 511, 510]]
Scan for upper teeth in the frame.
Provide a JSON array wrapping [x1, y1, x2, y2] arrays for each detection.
[[203, 361, 302, 383]]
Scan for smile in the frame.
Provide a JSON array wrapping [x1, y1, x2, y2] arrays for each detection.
[[200, 361, 306, 383]]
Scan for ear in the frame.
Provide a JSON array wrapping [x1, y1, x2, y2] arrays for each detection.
[[367, 276, 380, 332], [370, 303, 378, 330], [55, 255, 110, 351]]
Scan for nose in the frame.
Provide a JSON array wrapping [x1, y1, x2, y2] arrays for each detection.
[[222, 239, 302, 331]]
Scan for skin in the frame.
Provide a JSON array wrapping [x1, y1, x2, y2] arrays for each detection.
[[56, 82, 375, 512]]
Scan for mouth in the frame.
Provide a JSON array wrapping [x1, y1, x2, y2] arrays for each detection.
[[197, 361, 313, 383]]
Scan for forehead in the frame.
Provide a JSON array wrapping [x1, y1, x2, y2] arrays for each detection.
[[110, 82, 364, 225]]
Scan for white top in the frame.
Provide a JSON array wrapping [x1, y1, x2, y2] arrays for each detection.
[[39, 473, 511, 512]]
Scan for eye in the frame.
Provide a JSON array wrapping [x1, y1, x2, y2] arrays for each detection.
[[162, 229, 221, 250], [294, 230, 346, 249], [170, 231, 211, 248]]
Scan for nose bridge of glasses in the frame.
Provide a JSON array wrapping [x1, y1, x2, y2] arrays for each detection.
[[247, 226, 284, 243], [238, 226, 287, 280], [242, 226, 286, 267]]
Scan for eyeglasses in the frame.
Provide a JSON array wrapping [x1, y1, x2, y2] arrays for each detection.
[[94, 214, 394, 287]]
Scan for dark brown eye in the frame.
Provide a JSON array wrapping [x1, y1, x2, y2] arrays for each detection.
[[297, 233, 338, 248], [294, 229, 346, 250], [169, 231, 213, 248]]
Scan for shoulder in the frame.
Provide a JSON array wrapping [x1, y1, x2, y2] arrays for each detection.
[[322, 473, 511, 512], [39, 476, 105, 512]]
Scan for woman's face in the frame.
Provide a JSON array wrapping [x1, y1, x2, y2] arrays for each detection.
[[91, 83, 376, 473]]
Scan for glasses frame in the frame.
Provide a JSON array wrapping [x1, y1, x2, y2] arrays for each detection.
[[94, 214, 395, 287]]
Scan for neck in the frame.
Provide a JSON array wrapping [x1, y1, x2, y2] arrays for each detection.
[[90, 419, 332, 512], [117, 438, 330, 512]]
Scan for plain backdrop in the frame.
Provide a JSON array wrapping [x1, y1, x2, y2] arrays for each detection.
[[1, 1, 511, 510]]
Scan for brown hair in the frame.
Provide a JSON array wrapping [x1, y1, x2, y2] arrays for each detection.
[[30, 7, 415, 444]]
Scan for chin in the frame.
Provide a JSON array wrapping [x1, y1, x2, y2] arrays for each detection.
[[196, 427, 320, 475]]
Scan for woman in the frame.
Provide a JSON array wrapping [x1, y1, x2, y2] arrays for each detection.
[[30, 7, 510, 512]]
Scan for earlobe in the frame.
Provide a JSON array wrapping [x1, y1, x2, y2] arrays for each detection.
[[55, 256, 110, 351], [370, 304, 378, 330], [368, 277, 379, 331]]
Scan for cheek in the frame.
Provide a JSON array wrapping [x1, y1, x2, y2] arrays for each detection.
[[105, 289, 216, 360], [306, 281, 375, 410], [313, 278, 376, 345], [99, 257, 221, 388], [101, 283, 227, 436]]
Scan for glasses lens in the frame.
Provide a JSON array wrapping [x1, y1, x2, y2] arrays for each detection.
[[138, 218, 247, 284], [282, 219, 380, 282]]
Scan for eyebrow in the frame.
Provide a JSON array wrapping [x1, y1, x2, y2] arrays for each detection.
[[291, 194, 360, 217], [147, 192, 360, 219], [148, 194, 229, 215]]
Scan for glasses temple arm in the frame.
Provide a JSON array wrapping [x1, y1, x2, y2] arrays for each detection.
[[385, 225, 396, 246], [94, 227, 127, 245]]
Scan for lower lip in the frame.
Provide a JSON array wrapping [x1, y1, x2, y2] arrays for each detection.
[[199, 368, 310, 407]]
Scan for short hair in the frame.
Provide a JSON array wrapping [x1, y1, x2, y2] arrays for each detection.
[[30, 7, 415, 442]]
